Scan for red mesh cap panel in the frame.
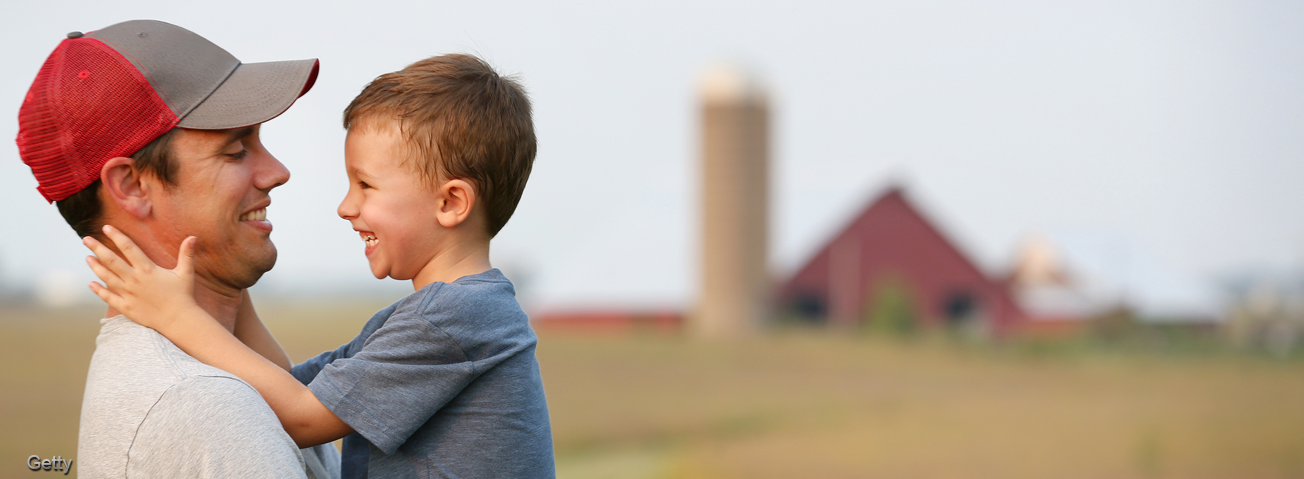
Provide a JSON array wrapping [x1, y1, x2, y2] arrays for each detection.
[[16, 37, 178, 203]]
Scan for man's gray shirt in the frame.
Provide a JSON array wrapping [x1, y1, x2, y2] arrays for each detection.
[[77, 315, 340, 478], [292, 269, 555, 479]]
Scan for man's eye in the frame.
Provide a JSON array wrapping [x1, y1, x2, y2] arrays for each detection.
[[226, 149, 249, 160]]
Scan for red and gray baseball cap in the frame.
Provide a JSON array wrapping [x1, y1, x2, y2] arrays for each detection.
[[15, 19, 320, 203]]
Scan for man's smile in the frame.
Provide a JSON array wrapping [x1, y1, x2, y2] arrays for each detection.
[[239, 205, 273, 233], [238, 208, 267, 222]]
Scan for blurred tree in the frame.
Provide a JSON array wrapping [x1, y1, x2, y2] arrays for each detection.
[[1089, 307, 1139, 343], [863, 276, 918, 336]]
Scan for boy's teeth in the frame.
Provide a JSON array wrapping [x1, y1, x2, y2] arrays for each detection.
[[363, 235, 378, 247], [239, 208, 267, 221]]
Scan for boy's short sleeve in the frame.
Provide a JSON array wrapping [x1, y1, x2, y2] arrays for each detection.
[[292, 348, 340, 386], [293, 302, 398, 386], [308, 312, 479, 454]]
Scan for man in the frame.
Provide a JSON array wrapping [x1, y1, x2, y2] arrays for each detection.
[[15, 20, 338, 478]]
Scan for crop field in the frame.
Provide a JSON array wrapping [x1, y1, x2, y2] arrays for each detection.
[[3, 301, 1304, 478]]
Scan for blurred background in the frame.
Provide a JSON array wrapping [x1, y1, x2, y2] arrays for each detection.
[[4, 1, 1304, 477]]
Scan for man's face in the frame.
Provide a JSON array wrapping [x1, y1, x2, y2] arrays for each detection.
[[150, 125, 289, 291]]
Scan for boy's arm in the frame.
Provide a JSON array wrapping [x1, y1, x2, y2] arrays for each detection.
[[234, 289, 294, 372], [157, 311, 354, 447], [83, 226, 354, 447]]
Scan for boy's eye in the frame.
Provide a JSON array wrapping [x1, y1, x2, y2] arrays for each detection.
[[358, 181, 372, 189]]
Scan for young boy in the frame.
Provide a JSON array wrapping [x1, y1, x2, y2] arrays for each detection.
[[84, 54, 555, 478]]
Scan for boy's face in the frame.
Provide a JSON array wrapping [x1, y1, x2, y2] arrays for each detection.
[[338, 124, 445, 281]]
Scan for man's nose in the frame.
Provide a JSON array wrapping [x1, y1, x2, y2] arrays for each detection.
[[256, 150, 291, 191]]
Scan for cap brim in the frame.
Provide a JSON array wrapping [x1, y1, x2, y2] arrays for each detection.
[[177, 58, 319, 130]]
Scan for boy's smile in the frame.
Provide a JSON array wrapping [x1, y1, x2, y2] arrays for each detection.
[[360, 231, 379, 254]]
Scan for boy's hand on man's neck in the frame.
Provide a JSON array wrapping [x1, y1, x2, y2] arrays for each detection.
[[96, 223, 242, 333], [107, 283, 240, 333]]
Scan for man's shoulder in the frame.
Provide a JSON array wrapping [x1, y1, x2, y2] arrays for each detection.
[[85, 316, 249, 393], [139, 374, 282, 435], [81, 316, 273, 433], [153, 373, 269, 410], [127, 375, 309, 478], [78, 317, 306, 478]]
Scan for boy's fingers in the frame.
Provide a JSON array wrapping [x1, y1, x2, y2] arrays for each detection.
[[87, 281, 106, 301], [86, 256, 125, 292], [87, 281, 107, 300], [87, 281, 122, 308], [83, 236, 131, 279], [174, 236, 197, 278], [82, 235, 104, 250], [82, 235, 110, 258], [101, 225, 152, 271]]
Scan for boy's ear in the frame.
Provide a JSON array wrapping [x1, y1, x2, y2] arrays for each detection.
[[100, 157, 154, 219], [435, 179, 477, 229]]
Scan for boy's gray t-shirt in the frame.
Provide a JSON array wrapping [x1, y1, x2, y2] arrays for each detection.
[[78, 315, 340, 479], [292, 269, 555, 479]]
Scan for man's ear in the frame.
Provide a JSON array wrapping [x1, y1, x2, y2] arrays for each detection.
[[100, 157, 153, 219], [435, 179, 477, 228]]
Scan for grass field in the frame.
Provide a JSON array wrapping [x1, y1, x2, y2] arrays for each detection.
[[3, 302, 1304, 478]]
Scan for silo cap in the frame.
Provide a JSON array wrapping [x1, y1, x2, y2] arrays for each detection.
[[699, 62, 767, 105]]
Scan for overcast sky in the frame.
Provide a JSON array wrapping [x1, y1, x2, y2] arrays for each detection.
[[2, 0, 1301, 312]]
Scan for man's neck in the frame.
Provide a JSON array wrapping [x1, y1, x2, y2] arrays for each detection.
[[97, 219, 243, 332], [105, 281, 240, 332]]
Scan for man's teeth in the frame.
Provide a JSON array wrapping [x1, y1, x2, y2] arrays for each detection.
[[239, 208, 267, 221]]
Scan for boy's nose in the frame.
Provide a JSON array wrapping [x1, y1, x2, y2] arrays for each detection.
[[338, 192, 358, 220]]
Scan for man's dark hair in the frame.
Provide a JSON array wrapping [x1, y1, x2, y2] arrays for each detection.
[[55, 129, 179, 238]]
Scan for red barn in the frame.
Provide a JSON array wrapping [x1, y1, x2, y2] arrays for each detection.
[[778, 187, 1027, 335]]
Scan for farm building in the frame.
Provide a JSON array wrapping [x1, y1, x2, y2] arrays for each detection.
[[777, 187, 1028, 335]]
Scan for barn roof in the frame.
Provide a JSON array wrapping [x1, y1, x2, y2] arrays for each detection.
[[778, 186, 1027, 333]]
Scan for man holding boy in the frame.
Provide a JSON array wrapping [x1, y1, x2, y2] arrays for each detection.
[[84, 54, 556, 477], [16, 20, 337, 477]]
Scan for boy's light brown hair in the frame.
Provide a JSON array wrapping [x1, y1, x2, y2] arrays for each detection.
[[343, 54, 536, 238]]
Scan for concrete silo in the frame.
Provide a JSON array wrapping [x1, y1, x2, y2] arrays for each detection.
[[694, 64, 770, 338]]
